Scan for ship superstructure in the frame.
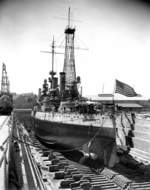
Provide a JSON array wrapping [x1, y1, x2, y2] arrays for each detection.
[[39, 7, 80, 109]]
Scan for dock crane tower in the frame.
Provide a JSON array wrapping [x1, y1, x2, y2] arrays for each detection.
[[1, 63, 10, 94]]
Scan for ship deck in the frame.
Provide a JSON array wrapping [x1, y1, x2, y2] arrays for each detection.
[[35, 112, 114, 128]]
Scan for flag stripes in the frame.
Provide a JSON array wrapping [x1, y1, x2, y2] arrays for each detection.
[[115, 79, 137, 97]]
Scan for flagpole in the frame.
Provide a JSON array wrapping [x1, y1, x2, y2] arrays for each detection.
[[102, 82, 104, 94], [112, 79, 116, 105], [112, 79, 117, 149]]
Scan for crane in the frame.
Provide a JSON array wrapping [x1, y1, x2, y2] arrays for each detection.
[[1, 63, 10, 94]]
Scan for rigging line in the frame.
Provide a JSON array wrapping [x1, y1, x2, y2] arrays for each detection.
[[121, 114, 126, 135], [88, 116, 105, 142], [57, 37, 65, 48], [116, 129, 124, 147], [55, 37, 65, 48], [0, 136, 10, 151], [0, 141, 9, 167], [124, 113, 132, 125], [75, 35, 89, 49], [56, 121, 106, 152], [55, 33, 64, 44], [0, 116, 9, 130], [119, 114, 128, 146]]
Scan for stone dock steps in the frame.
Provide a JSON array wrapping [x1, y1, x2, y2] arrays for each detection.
[[29, 133, 150, 190]]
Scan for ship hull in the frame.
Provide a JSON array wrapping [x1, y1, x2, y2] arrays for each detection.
[[32, 113, 150, 159], [32, 116, 115, 149]]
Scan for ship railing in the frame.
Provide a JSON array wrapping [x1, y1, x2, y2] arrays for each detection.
[[35, 111, 105, 125]]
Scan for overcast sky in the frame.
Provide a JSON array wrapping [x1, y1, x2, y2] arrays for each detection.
[[1, 0, 150, 97]]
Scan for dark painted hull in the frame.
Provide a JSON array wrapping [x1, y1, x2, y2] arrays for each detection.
[[32, 116, 115, 149]]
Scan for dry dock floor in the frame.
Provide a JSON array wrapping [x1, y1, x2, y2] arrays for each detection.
[[8, 117, 150, 190]]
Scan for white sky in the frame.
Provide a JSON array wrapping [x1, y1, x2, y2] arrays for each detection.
[[1, 0, 150, 98]]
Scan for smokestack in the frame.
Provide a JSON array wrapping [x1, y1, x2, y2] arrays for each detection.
[[76, 76, 81, 83], [38, 88, 41, 99], [42, 79, 48, 95], [60, 72, 66, 94], [52, 77, 58, 89]]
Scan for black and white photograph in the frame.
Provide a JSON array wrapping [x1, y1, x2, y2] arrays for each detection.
[[0, 0, 150, 189]]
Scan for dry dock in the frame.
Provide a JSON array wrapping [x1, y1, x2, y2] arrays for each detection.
[[5, 113, 150, 190]]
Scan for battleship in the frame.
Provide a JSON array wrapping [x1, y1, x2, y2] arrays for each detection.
[[31, 8, 119, 167], [32, 8, 150, 167]]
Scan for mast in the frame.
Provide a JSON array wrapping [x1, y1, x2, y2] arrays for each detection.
[[63, 7, 76, 88], [68, 6, 71, 27], [49, 36, 56, 88], [41, 37, 63, 90]]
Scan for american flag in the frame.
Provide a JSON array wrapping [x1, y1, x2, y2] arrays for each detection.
[[115, 79, 137, 97]]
